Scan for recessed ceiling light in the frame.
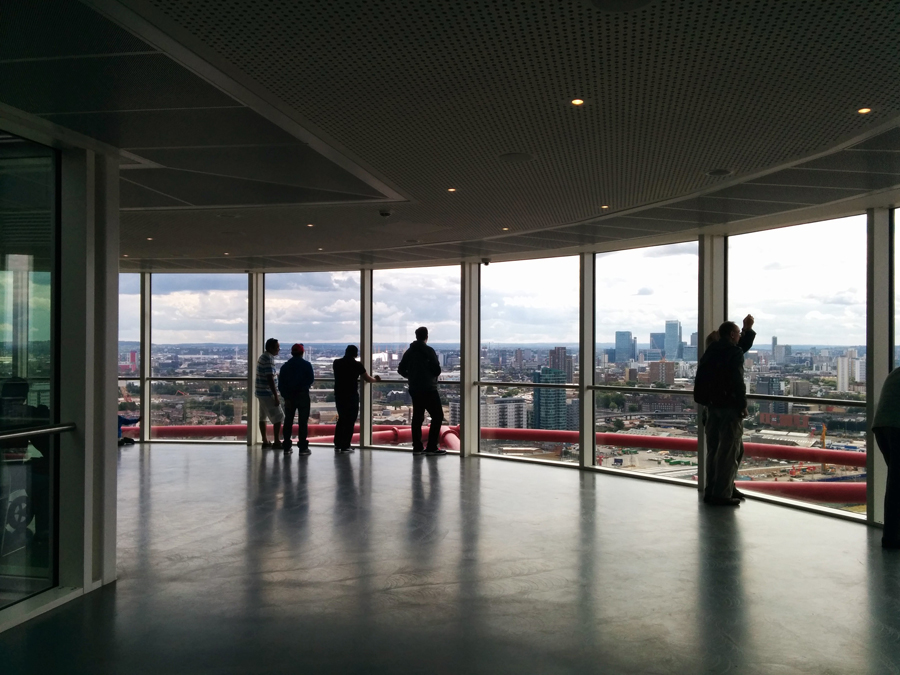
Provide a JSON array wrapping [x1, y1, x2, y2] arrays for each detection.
[[858, 107, 872, 114], [706, 168, 733, 177], [224, 252, 229, 255], [123, 254, 129, 258], [502, 227, 509, 231], [447, 188, 457, 192], [146, 237, 153, 241], [601, 205, 609, 209], [571, 99, 584, 106], [318, 247, 324, 251], [307, 223, 314, 227]]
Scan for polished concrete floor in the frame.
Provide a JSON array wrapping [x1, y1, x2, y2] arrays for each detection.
[[2, 444, 900, 674]]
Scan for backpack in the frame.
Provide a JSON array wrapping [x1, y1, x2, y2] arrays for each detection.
[[693, 354, 714, 406]]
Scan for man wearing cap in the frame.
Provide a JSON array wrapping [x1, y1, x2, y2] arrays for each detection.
[[397, 326, 446, 456], [279, 343, 315, 455], [255, 338, 284, 449]]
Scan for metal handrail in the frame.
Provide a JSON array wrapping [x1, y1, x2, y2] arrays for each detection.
[[476, 380, 577, 390], [0, 423, 75, 442], [588, 384, 866, 408]]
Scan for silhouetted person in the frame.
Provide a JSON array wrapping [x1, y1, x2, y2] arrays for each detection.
[[398, 326, 446, 456], [117, 415, 140, 446], [280, 343, 314, 456], [256, 338, 284, 449], [332, 345, 380, 454], [873, 369, 900, 549], [697, 315, 755, 506]]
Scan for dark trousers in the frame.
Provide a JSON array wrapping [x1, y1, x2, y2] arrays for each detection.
[[334, 393, 359, 450], [705, 407, 743, 499], [411, 389, 444, 452], [874, 427, 900, 544], [283, 393, 311, 451]]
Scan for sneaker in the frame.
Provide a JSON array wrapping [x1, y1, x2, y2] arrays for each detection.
[[732, 488, 747, 501], [297, 448, 312, 456], [272, 442, 283, 450], [283, 447, 293, 455], [425, 448, 447, 456], [412, 448, 426, 456], [261, 441, 271, 449]]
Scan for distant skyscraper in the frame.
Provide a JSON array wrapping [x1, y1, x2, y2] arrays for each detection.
[[682, 345, 698, 361], [564, 355, 575, 384], [649, 361, 675, 386], [532, 367, 566, 430], [650, 332, 666, 351], [514, 348, 524, 369], [836, 356, 851, 392], [690, 332, 699, 347], [549, 346, 567, 372], [615, 331, 633, 363], [665, 320, 682, 361], [757, 375, 787, 413]]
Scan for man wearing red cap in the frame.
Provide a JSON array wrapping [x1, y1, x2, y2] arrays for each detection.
[[278, 343, 315, 455]]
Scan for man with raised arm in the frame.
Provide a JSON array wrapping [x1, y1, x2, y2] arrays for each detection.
[[698, 314, 755, 506], [397, 326, 446, 456]]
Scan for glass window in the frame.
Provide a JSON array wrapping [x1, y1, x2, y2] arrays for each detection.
[[0, 131, 57, 609], [480, 257, 579, 461], [729, 216, 867, 514], [594, 242, 699, 478], [150, 274, 249, 377], [264, 272, 361, 443], [265, 271, 360, 378], [148, 379, 247, 441], [149, 274, 248, 441], [372, 266, 460, 450]]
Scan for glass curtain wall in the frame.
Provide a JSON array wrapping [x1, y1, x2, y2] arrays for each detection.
[[264, 272, 360, 446], [480, 257, 580, 463], [594, 243, 699, 479], [372, 266, 460, 450], [0, 132, 57, 609], [149, 274, 249, 440], [117, 274, 141, 442], [729, 216, 868, 514]]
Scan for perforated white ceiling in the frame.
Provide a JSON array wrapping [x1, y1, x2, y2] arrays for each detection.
[[8, 0, 900, 269]]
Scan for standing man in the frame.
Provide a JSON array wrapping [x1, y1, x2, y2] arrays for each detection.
[[255, 338, 284, 449], [279, 343, 315, 456], [698, 315, 755, 506], [333, 345, 381, 454], [398, 326, 446, 456], [873, 368, 900, 549]]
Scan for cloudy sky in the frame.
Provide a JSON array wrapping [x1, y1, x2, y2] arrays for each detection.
[[119, 214, 870, 348]]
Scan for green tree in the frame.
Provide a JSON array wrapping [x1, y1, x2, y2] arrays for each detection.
[[628, 404, 639, 412], [612, 419, 625, 431]]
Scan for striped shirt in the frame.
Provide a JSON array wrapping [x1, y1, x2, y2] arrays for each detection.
[[255, 352, 277, 397]]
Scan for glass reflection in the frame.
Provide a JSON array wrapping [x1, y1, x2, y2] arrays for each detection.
[[0, 131, 56, 609]]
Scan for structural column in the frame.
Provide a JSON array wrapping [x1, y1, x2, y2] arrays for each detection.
[[579, 252, 596, 467], [247, 273, 264, 445], [359, 269, 373, 448], [58, 148, 119, 592], [460, 262, 480, 457], [139, 272, 151, 442], [867, 207, 892, 524], [697, 234, 727, 492]]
